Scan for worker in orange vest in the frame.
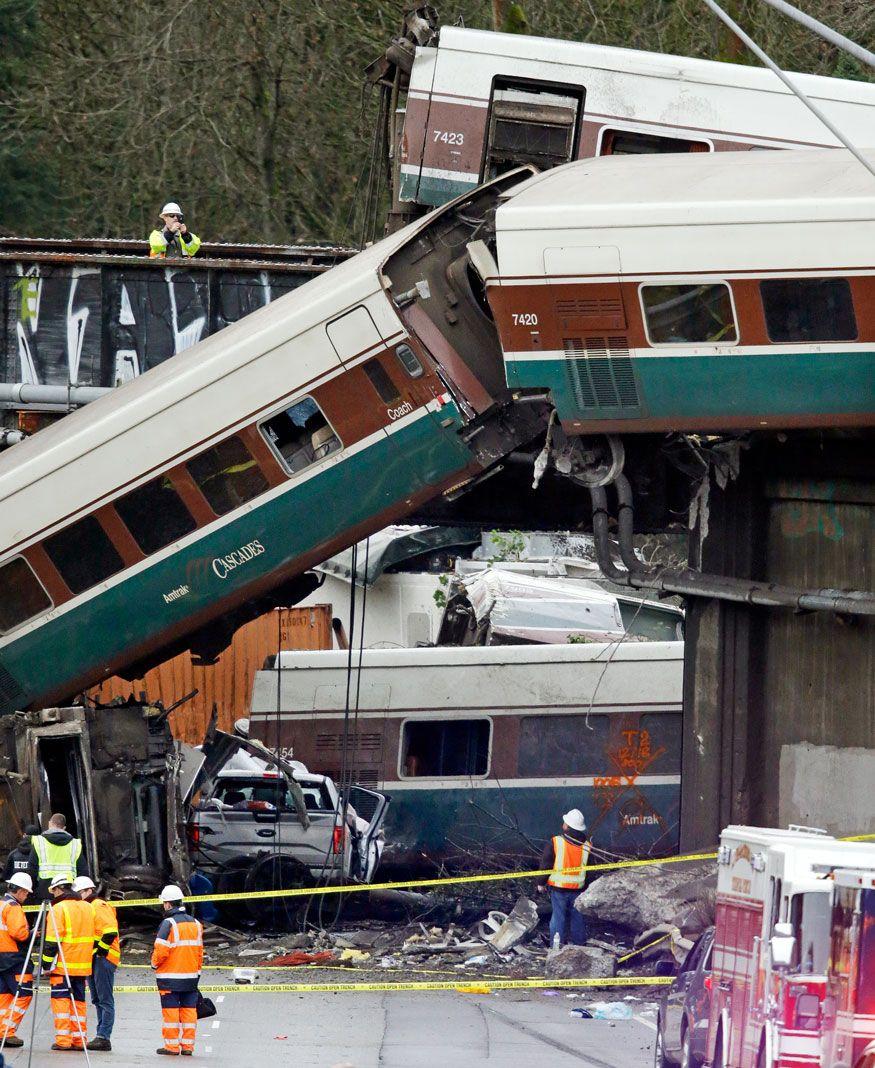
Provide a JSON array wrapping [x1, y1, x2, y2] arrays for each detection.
[[536, 808, 592, 947], [0, 872, 34, 1048], [151, 885, 203, 1056], [41, 873, 94, 1051], [73, 876, 119, 1052]]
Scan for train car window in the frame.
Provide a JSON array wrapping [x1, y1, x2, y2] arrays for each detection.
[[641, 283, 737, 344], [395, 343, 423, 379], [0, 557, 53, 634], [260, 397, 341, 475], [517, 714, 610, 776], [363, 359, 401, 404], [483, 78, 583, 181], [187, 436, 269, 516], [115, 476, 197, 555], [400, 719, 490, 778], [44, 516, 125, 596], [760, 278, 857, 342], [600, 129, 709, 155]]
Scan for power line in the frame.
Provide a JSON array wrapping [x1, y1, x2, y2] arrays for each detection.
[[755, 0, 875, 72], [701, 0, 875, 183]]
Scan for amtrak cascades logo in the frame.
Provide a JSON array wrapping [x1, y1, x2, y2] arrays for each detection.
[[212, 539, 266, 580]]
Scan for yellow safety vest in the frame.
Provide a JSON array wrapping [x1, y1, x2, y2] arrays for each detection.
[[548, 835, 591, 890], [31, 835, 82, 883]]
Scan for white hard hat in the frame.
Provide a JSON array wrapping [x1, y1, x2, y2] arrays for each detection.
[[72, 876, 96, 894], [562, 809, 587, 832], [7, 873, 32, 893], [159, 884, 184, 903], [160, 201, 183, 216], [49, 874, 73, 891]]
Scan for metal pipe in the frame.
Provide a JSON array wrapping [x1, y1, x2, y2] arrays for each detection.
[[0, 383, 112, 406], [701, 0, 875, 183], [756, 0, 875, 71], [589, 485, 875, 616]]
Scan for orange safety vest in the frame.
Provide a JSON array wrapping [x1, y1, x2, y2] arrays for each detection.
[[547, 835, 592, 890], [152, 911, 203, 984], [47, 898, 95, 977], [0, 895, 29, 962], [91, 898, 120, 967]]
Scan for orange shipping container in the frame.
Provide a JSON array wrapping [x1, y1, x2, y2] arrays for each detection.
[[87, 605, 333, 743]]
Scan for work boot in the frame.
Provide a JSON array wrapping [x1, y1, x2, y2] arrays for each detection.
[[156, 1049, 179, 1056], [181, 1052, 193, 1057], [88, 1037, 112, 1051], [2, 1035, 24, 1048], [51, 1043, 72, 1051]]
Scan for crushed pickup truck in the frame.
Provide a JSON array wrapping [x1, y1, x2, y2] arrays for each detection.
[[186, 723, 389, 904], [0, 704, 389, 915]]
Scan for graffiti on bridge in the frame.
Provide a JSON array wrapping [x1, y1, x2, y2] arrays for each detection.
[[3, 262, 308, 390]]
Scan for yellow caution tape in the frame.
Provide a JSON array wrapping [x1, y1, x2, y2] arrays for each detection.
[[121, 963, 518, 979], [617, 934, 670, 964], [29, 850, 715, 913], [112, 975, 673, 995]]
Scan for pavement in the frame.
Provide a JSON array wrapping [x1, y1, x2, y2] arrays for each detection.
[[0, 967, 659, 1067]]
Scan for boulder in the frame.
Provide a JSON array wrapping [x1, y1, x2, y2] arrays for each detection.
[[545, 944, 617, 979], [574, 861, 715, 935]]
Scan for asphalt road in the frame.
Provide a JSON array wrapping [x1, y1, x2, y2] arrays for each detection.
[[1, 968, 659, 1067]]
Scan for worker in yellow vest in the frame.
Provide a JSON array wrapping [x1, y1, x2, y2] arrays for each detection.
[[41, 873, 94, 1051], [149, 202, 202, 259], [28, 814, 88, 901], [73, 876, 119, 1052], [536, 808, 592, 947]]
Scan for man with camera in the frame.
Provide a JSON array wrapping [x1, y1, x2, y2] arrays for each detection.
[[149, 202, 202, 259]]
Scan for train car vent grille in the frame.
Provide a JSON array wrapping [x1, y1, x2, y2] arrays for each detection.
[[0, 662, 23, 708], [556, 298, 623, 317], [316, 733, 381, 752], [563, 336, 640, 413]]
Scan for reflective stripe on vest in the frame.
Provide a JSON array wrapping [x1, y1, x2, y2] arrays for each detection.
[[547, 835, 591, 890], [49, 899, 94, 976], [92, 898, 120, 967], [155, 915, 203, 979], [32, 836, 82, 882]]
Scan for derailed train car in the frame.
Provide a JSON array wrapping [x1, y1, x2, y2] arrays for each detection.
[[482, 148, 875, 434], [384, 21, 875, 214], [0, 171, 547, 717]]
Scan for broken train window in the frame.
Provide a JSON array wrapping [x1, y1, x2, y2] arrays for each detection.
[[0, 556, 52, 633], [483, 78, 583, 182], [187, 435, 269, 516], [260, 396, 341, 475], [400, 719, 491, 778]]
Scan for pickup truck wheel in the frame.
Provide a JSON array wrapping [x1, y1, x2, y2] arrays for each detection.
[[244, 854, 314, 930], [654, 1021, 670, 1067]]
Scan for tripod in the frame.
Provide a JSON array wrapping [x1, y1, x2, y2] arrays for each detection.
[[0, 900, 92, 1067]]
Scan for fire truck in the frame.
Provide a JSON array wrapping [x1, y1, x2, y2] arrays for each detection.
[[822, 869, 875, 1068], [706, 827, 875, 1068]]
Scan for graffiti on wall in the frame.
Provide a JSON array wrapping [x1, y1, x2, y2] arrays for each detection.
[[3, 263, 308, 389]]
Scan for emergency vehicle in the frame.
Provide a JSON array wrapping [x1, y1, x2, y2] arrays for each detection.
[[822, 868, 875, 1068], [706, 827, 875, 1068]]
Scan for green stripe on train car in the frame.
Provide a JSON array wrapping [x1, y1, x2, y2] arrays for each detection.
[[506, 351, 875, 423], [381, 782, 681, 865], [409, 173, 478, 207], [0, 409, 470, 714]]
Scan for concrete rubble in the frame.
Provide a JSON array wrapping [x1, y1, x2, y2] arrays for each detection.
[[574, 861, 715, 936]]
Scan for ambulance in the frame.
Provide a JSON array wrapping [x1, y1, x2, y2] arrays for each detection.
[[822, 868, 875, 1068], [705, 827, 875, 1068]]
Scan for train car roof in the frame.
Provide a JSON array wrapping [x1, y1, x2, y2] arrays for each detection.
[[437, 26, 875, 107], [0, 230, 398, 525], [496, 148, 875, 232]]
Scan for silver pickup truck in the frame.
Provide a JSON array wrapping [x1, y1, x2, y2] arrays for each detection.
[[186, 726, 388, 897]]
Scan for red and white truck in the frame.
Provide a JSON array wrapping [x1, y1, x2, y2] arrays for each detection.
[[822, 868, 875, 1068], [705, 826, 875, 1068]]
